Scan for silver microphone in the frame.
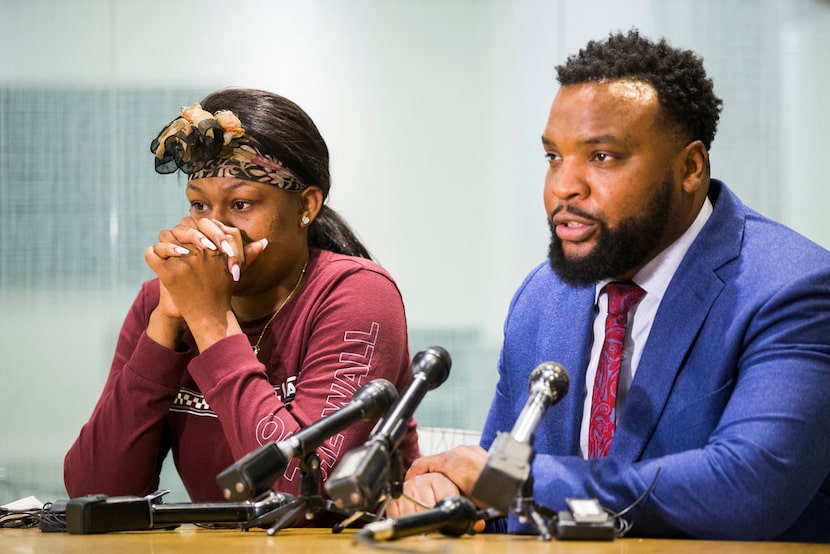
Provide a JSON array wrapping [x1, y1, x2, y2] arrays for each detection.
[[470, 362, 569, 512]]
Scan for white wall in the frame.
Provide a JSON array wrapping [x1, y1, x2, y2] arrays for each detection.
[[1, 0, 828, 502]]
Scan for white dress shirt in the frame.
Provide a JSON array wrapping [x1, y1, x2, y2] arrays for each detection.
[[579, 198, 713, 458]]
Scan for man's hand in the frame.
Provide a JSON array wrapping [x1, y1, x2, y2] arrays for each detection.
[[404, 445, 488, 494], [387, 444, 489, 531], [387, 472, 461, 517]]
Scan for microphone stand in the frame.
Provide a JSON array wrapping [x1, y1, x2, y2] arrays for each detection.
[[246, 452, 375, 535], [511, 473, 556, 541]]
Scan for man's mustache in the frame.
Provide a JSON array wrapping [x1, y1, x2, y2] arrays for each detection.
[[550, 204, 600, 223]]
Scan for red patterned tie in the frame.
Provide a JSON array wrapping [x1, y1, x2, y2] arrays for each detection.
[[588, 281, 646, 458]]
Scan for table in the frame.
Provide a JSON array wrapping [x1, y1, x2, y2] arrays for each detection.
[[2, 527, 828, 554]]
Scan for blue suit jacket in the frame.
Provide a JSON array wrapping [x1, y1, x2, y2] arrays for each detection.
[[480, 180, 830, 541]]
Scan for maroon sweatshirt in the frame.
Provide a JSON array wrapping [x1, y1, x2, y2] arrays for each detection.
[[64, 249, 419, 503]]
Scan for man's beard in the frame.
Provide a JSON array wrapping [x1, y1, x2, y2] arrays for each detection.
[[547, 175, 674, 286]]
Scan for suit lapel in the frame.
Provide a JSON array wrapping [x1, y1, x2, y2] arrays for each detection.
[[545, 285, 596, 456], [611, 181, 744, 460], [517, 267, 595, 456]]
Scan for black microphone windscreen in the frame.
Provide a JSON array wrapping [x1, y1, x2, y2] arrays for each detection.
[[411, 346, 452, 389], [353, 378, 399, 420]]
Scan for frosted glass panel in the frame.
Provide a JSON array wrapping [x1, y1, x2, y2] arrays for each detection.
[[0, 88, 197, 288], [0, 87, 204, 501]]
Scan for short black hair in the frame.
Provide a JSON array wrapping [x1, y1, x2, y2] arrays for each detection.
[[556, 29, 723, 150]]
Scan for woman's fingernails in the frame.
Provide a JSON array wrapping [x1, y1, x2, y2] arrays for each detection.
[[200, 237, 217, 250], [231, 264, 241, 282], [221, 240, 234, 257], [174, 246, 190, 255], [259, 238, 269, 250]]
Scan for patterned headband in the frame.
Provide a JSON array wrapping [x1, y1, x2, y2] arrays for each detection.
[[150, 103, 307, 190]]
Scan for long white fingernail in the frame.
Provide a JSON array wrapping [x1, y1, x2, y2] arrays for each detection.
[[201, 237, 217, 250], [221, 240, 234, 257], [231, 264, 240, 282], [174, 246, 190, 255], [259, 238, 269, 250]]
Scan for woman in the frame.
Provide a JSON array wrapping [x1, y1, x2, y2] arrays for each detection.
[[64, 88, 418, 507]]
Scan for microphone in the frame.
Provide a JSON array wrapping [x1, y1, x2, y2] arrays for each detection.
[[216, 378, 398, 501], [356, 495, 477, 541], [325, 346, 452, 512], [470, 362, 569, 512]]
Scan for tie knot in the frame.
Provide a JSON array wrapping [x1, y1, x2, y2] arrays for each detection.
[[605, 281, 646, 316]]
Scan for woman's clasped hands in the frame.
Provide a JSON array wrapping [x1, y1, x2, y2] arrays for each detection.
[[143, 216, 268, 351]]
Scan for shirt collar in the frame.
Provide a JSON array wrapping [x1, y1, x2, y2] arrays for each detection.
[[594, 197, 713, 303]]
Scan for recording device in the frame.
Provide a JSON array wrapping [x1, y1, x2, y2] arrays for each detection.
[[216, 378, 398, 502], [324, 346, 452, 512], [556, 498, 615, 540], [356, 495, 477, 541], [470, 361, 569, 512], [64, 490, 293, 534]]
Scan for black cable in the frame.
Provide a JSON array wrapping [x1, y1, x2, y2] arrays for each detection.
[[605, 466, 662, 538], [0, 501, 68, 531], [38, 502, 68, 532], [0, 508, 40, 528]]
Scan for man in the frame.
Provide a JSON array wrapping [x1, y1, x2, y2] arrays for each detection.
[[387, 30, 830, 542]]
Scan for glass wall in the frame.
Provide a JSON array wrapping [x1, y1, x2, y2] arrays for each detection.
[[1, 0, 828, 503]]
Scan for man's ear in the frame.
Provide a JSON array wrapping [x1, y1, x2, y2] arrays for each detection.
[[681, 140, 709, 194]]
